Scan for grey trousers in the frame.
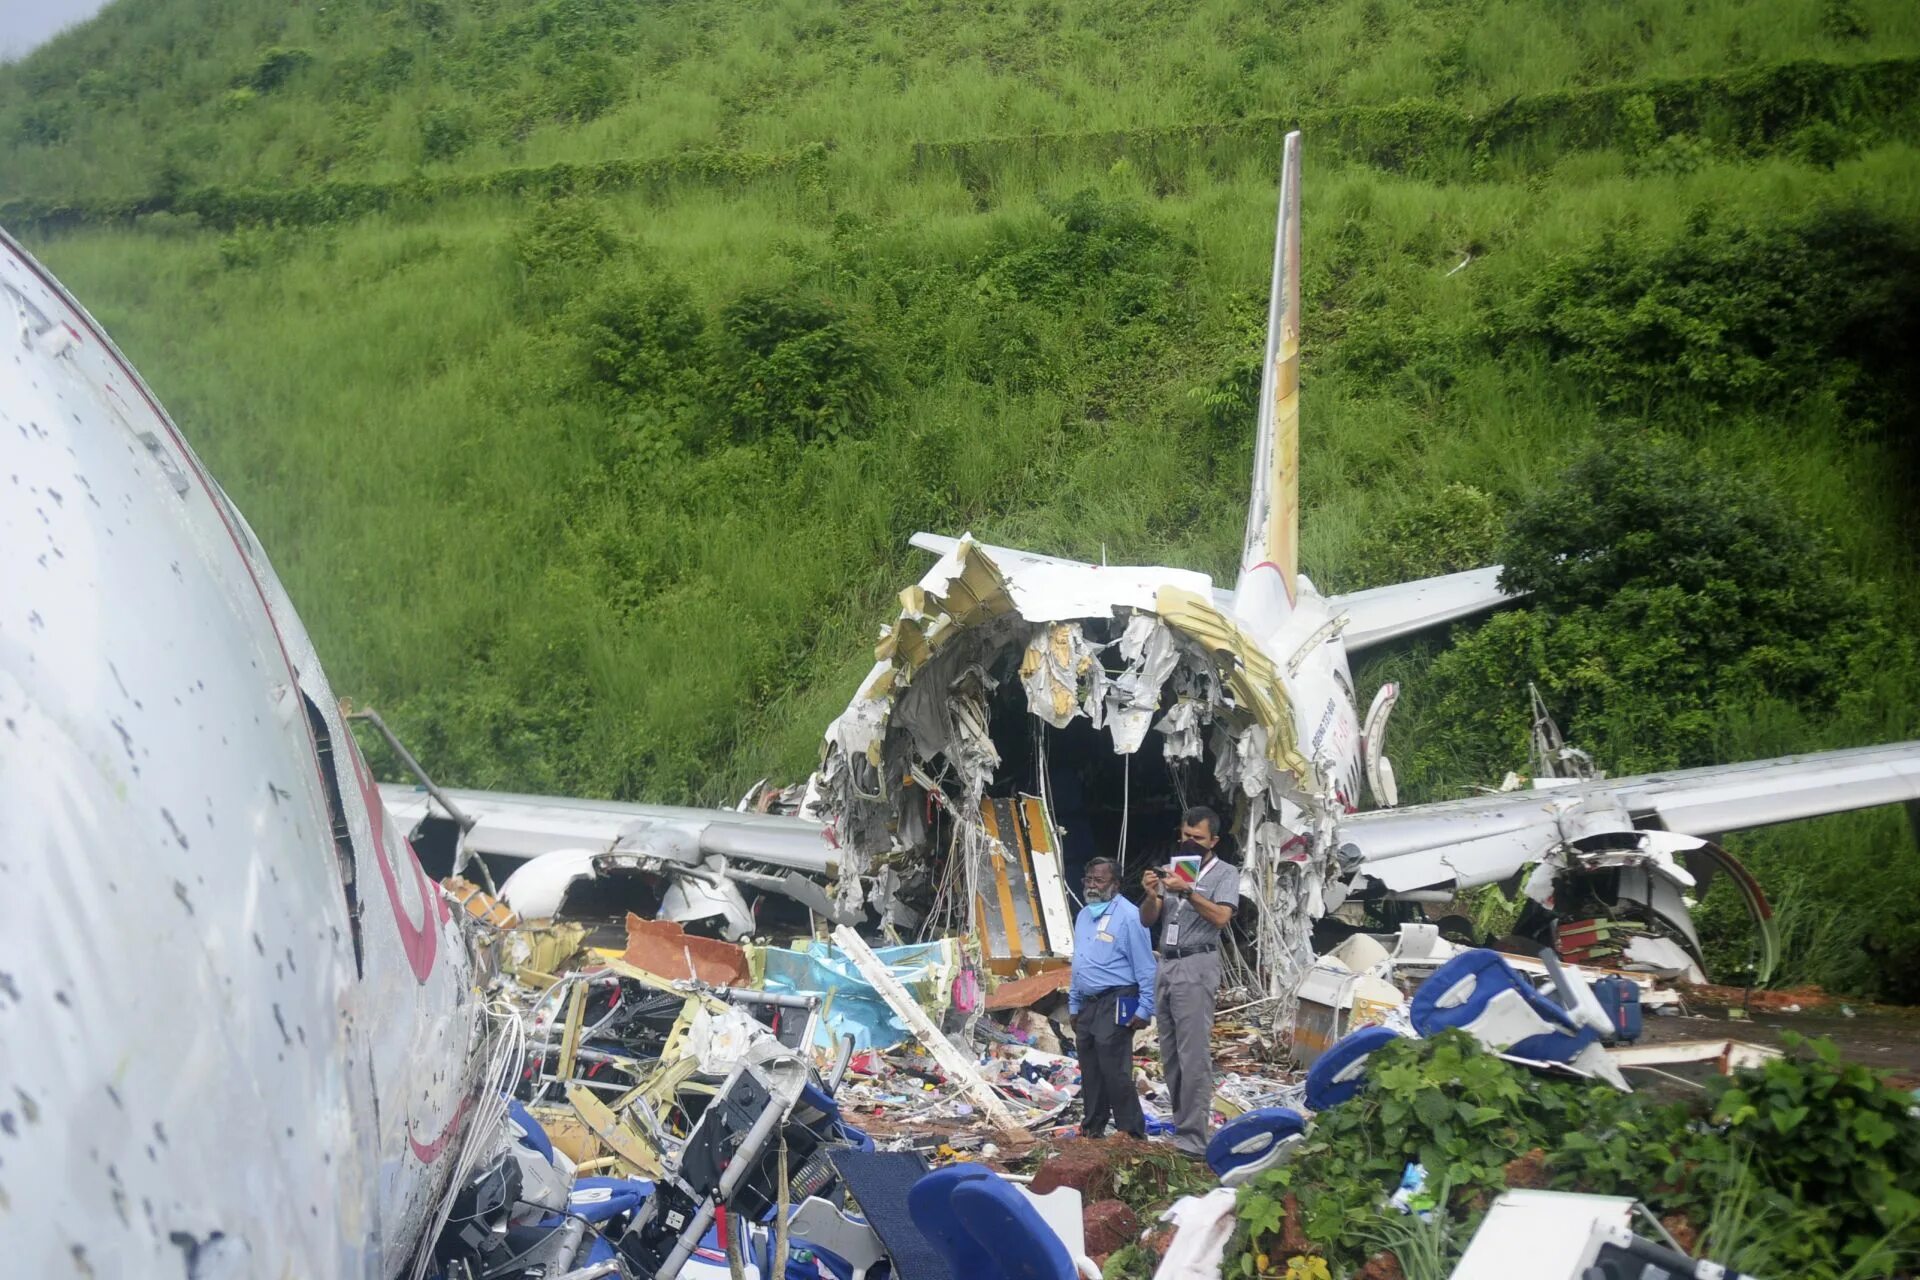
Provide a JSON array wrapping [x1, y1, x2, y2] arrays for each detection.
[[1155, 949, 1221, 1153]]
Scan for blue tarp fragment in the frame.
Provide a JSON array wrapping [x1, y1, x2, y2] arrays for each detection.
[[759, 939, 957, 1052]]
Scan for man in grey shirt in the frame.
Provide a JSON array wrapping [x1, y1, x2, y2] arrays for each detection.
[[1139, 805, 1239, 1156]]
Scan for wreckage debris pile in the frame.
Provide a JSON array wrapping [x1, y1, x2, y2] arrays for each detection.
[[430, 879, 1919, 1280]]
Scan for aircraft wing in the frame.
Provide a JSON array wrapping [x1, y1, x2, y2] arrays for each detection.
[[1340, 740, 1920, 893], [379, 784, 838, 875]]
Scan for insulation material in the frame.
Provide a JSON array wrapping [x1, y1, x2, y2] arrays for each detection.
[[1020, 622, 1107, 729], [1103, 615, 1181, 753], [944, 669, 1002, 794], [1154, 699, 1207, 761]]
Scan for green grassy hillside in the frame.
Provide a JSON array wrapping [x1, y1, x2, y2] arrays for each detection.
[[6, 0, 1920, 996]]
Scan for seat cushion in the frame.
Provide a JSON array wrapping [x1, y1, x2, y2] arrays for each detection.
[[829, 1149, 947, 1280], [950, 1176, 1078, 1280], [907, 1165, 999, 1280], [1207, 1108, 1307, 1184], [1410, 949, 1575, 1043], [1304, 1025, 1403, 1111], [568, 1175, 654, 1224], [506, 1096, 555, 1165], [1507, 1024, 1603, 1065]]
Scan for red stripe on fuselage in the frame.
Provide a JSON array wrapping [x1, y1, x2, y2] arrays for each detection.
[[347, 739, 440, 983], [407, 1092, 472, 1163]]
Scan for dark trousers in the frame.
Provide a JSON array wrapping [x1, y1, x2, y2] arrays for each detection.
[[1074, 987, 1145, 1138]]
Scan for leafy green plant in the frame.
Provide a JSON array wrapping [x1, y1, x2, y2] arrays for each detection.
[[514, 196, 621, 278], [1500, 206, 1920, 433], [1558, 1034, 1920, 1278], [1353, 483, 1503, 587], [1232, 1033, 1622, 1273], [1401, 434, 1884, 773], [1232, 1034, 1920, 1279], [246, 46, 314, 93], [711, 286, 886, 448]]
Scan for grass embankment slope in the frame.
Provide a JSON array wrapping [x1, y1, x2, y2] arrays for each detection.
[[5, 0, 1920, 997]]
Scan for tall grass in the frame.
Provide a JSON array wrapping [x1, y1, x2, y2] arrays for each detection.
[[7, 0, 1920, 199]]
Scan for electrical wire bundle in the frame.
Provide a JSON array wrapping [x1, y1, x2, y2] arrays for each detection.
[[408, 994, 527, 1280]]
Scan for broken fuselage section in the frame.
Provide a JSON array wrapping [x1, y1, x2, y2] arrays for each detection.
[[815, 536, 1365, 998]]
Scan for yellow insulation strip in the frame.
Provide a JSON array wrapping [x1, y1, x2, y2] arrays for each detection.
[[1154, 585, 1311, 778]]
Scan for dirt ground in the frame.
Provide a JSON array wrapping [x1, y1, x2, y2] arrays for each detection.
[[1640, 988, 1920, 1088]]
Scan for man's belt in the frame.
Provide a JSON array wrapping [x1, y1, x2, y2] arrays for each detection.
[[1085, 984, 1140, 1001], [1161, 943, 1217, 959]]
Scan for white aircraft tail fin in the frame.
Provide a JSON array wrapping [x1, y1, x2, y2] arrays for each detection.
[[1234, 130, 1303, 635]]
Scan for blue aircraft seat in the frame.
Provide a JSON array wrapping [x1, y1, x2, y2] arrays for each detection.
[[1410, 949, 1593, 1063], [568, 1175, 655, 1224], [1206, 1107, 1307, 1186], [906, 1164, 999, 1280], [1304, 1025, 1403, 1111], [948, 1175, 1077, 1280], [505, 1096, 554, 1165]]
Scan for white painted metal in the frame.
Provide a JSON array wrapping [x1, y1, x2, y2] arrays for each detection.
[[1330, 566, 1516, 652], [1361, 682, 1399, 808], [0, 230, 485, 1277], [382, 783, 835, 874], [1451, 1190, 1636, 1280], [1342, 740, 1920, 892]]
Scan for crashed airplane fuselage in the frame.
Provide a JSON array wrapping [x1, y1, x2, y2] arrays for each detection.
[[810, 131, 1920, 1009], [0, 231, 491, 1276]]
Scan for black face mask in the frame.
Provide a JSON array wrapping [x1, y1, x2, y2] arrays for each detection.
[[1178, 838, 1210, 857]]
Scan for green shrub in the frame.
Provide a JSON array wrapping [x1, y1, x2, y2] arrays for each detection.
[[1233, 1032, 1624, 1274], [1501, 207, 1920, 433], [1232, 1033, 1920, 1279], [1402, 435, 1883, 780], [420, 108, 476, 161], [247, 46, 315, 93], [1560, 1034, 1920, 1277], [1355, 483, 1503, 586], [712, 287, 885, 448], [579, 274, 708, 403], [514, 196, 620, 276]]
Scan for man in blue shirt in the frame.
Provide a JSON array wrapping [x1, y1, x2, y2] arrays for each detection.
[[1068, 858, 1157, 1139]]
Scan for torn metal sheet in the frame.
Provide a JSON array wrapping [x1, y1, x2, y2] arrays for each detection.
[[975, 794, 1074, 974], [814, 534, 1324, 1013], [623, 915, 752, 986], [1609, 1038, 1781, 1074], [568, 1084, 665, 1178], [1103, 615, 1181, 753]]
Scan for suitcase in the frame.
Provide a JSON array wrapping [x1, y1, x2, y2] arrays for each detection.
[[1589, 975, 1642, 1044]]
